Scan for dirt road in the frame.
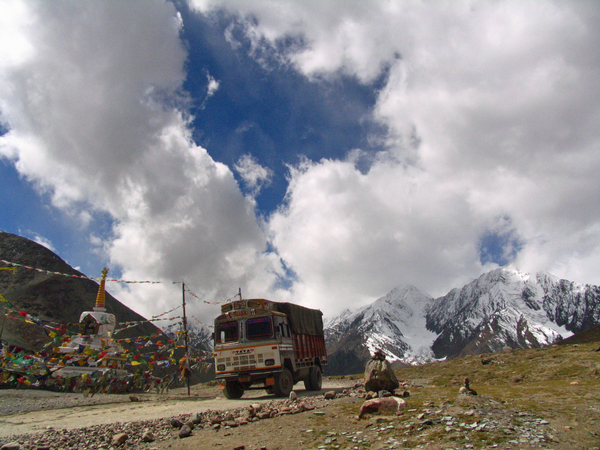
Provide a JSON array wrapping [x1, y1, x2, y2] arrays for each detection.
[[0, 380, 354, 437]]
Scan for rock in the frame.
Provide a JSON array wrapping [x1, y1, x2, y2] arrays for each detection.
[[141, 429, 155, 442], [1, 442, 21, 450], [210, 415, 223, 425], [112, 432, 128, 446], [570, 381, 580, 385], [170, 418, 184, 428], [289, 391, 298, 401], [364, 352, 400, 393], [358, 396, 408, 419], [128, 395, 140, 402], [502, 346, 513, 353], [190, 411, 204, 424], [324, 391, 336, 399], [178, 424, 192, 438], [185, 420, 195, 430]]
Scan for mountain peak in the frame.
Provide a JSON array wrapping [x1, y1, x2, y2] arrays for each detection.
[[325, 267, 600, 375]]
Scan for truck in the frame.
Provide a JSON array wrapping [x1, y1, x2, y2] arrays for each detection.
[[213, 297, 327, 398]]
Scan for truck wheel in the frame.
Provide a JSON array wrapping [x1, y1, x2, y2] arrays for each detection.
[[272, 368, 293, 397], [223, 380, 245, 399], [304, 365, 322, 391]]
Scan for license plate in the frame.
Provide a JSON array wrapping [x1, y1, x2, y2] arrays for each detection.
[[239, 376, 251, 383]]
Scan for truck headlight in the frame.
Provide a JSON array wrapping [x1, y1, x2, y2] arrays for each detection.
[[265, 359, 275, 366], [217, 364, 226, 371]]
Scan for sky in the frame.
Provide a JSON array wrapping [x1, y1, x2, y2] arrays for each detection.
[[1, 0, 599, 326]]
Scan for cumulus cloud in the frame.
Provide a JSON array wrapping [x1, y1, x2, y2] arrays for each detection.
[[234, 154, 273, 197], [193, 0, 600, 314], [2, 0, 600, 323], [0, 1, 282, 322]]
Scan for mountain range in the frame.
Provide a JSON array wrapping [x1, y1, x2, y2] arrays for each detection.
[[324, 267, 600, 375], [3, 231, 599, 378]]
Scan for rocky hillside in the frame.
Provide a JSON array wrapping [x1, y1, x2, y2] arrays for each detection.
[[325, 267, 600, 375], [0, 231, 159, 350]]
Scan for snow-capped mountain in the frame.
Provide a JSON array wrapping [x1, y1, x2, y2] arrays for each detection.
[[325, 285, 437, 375], [427, 268, 600, 358], [161, 320, 213, 356], [324, 268, 600, 375]]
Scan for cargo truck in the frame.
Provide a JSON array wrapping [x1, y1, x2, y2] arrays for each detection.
[[213, 297, 327, 398]]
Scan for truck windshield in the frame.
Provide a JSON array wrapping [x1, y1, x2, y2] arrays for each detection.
[[216, 321, 238, 343], [246, 317, 272, 340]]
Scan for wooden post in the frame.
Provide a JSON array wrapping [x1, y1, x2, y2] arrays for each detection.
[[182, 280, 190, 396]]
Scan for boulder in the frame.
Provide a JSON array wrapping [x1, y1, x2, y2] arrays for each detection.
[[141, 430, 155, 443], [1, 443, 21, 450], [190, 412, 204, 424], [178, 424, 193, 438], [364, 350, 399, 393], [170, 418, 184, 428], [324, 390, 336, 400], [358, 396, 407, 419], [112, 433, 128, 446]]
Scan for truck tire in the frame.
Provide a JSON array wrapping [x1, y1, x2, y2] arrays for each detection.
[[304, 365, 322, 391], [272, 368, 293, 397], [223, 380, 245, 399]]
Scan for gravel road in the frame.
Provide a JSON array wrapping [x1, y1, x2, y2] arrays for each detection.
[[0, 379, 356, 437]]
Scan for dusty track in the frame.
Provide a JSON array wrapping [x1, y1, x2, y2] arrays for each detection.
[[0, 380, 354, 437]]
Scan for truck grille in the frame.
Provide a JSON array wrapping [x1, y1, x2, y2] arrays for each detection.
[[217, 352, 265, 371]]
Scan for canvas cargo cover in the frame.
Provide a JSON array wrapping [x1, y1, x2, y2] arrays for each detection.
[[274, 302, 324, 335]]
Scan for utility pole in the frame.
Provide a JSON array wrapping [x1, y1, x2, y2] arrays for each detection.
[[182, 280, 190, 396]]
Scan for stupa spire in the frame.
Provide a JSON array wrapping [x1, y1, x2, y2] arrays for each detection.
[[94, 267, 109, 311]]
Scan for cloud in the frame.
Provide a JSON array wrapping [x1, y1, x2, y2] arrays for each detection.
[[0, 1, 283, 322], [2, 0, 600, 324], [234, 153, 273, 197], [193, 0, 600, 314], [29, 233, 55, 252]]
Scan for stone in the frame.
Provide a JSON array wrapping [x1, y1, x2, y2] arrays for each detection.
[[112, 432, 128, 445], [128, 395, 140, 402], [289, 391, 298, 401], [1, 443, 21, 450], [210, 415, 224, 424], [358, 396, 408, 419], [364, 351, 400, 393], [141, 429, 155, 442], [178, 424, 192, 438], [190, 412, 204, 424], [324, 391, 336, 399], [170, 418, 184, 428]]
